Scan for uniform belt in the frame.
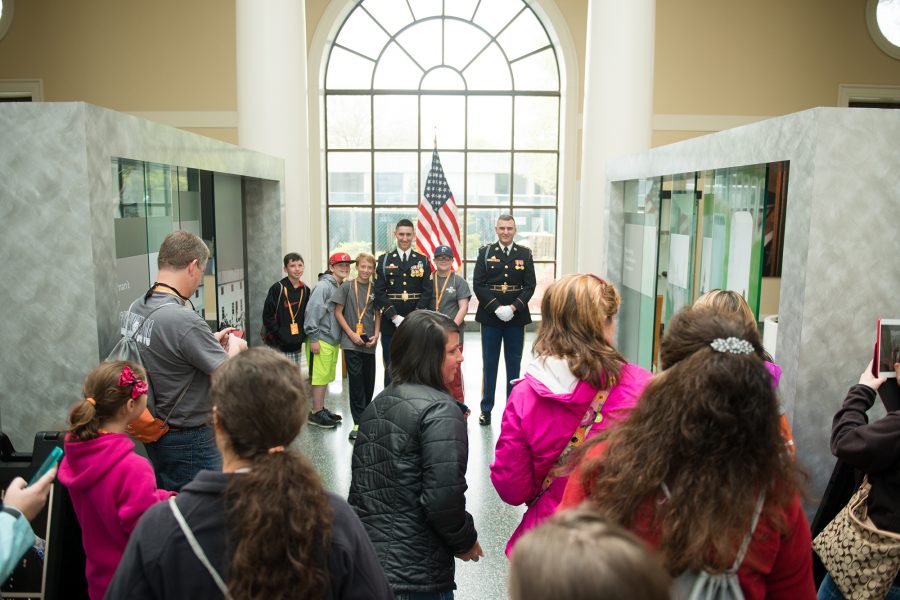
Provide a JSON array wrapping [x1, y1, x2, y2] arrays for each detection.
[[488, 285, 524, 292], [387, 293, 422, 300]]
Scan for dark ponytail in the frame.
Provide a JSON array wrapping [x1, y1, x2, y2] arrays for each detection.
[[210, 348, 332, 599], [70, 361, 147, 441]]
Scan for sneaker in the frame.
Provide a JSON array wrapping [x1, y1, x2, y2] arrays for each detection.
[[324, 407, 343, 422], [348, 425, 359, 441], [479, 411, 491, 426], [308, 409, 338, 429]]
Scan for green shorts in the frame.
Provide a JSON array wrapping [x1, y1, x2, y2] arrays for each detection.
[[308, 339, 339, 386]]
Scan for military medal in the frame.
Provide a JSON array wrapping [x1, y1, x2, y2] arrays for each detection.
[[290, 323, 300, 335], [402, 291, 409, 301]]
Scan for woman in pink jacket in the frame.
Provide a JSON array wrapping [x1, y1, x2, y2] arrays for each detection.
[[490, 274, 651, 556]]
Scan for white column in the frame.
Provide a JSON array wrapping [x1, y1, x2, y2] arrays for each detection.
[[236, 0, 310, 262], [577, 0, 655, 275]]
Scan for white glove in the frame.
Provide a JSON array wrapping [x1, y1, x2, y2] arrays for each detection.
[[392, 315, 405, 326], [494, 305, 514, 322]]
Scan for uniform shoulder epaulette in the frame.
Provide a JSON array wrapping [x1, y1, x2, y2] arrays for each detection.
[[516, 244, 531, 252]]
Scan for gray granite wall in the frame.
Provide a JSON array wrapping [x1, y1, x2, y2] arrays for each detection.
[[0, 103, 284, 452], [605, 108, 900, 510]]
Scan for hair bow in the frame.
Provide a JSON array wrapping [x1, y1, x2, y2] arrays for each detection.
[[119, 365, 149, 399]]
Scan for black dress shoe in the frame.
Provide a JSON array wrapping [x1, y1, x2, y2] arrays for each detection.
[[479, 411, 491, 426]]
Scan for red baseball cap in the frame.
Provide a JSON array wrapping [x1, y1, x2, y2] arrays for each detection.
[[329, 252, 355, 265]]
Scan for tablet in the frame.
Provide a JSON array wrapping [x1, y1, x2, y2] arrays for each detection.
[[876, 319, 900, 378]]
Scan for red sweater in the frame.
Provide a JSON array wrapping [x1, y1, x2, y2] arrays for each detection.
[[559, 443, 815, 600]]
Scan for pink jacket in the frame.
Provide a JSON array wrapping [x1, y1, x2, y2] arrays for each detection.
[[490, 358, 651, 556], [58, 433, 175, 600]]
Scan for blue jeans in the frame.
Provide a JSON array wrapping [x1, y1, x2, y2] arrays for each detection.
[[818, 573, 900, 600], [480, 324, 525, 414], [144, 425, 221, 492], [395, 592, 454, 600]]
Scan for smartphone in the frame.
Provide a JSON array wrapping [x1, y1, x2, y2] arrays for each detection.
[[28, 446, 63, 486], [876, 319, 900, 378], [360, 334, 371, 343]]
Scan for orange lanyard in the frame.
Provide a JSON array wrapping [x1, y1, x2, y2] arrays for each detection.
[[283, 286, 304, 324], [354, 279, 372, 325], [433, 272, 452, 310]]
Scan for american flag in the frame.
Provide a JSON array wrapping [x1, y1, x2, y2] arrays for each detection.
[[417, 148, 461, 270]]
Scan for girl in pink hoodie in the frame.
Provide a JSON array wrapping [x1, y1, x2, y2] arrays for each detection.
[[58, 361, 175, 600], [490, 274, 651, 556]]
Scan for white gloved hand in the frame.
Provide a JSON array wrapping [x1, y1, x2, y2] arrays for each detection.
[[494, 305, 514, 322], [392, 315, 405, 326]]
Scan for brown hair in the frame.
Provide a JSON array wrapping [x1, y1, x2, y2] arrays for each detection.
[[355, 252, 376, 267], [532, 274, 625, 388], [211, 348, 332, 599], [509, 507, 671, 600], [694, 289, 772, 361], [578, 306, 801, 574], [69, 361, 147, 441], [157, 230, 210, 270]]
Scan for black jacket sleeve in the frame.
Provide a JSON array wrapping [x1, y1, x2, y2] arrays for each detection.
[[418, 400, 478, 555], [472, 246, 494, 310], [831, 384, 900, 473], [373, 254, 397, 319], [513, 248, 536, 312], [418, 274, 435, 310], [262, 283, 280, 335]]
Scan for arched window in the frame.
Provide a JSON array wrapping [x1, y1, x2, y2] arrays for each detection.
[[323, 0, 560, 312]]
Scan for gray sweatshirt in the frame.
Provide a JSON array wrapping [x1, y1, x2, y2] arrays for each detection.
[[304, 273, 342, 345]]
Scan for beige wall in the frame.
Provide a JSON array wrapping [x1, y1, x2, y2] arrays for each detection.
[[2, 0, 899, 145]]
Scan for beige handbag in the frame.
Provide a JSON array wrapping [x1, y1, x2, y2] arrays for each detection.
[[813, 476, 900, 599]]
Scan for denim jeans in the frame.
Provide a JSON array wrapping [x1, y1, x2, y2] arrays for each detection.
[[144, 425, 221, 492], [394, 592, 454, 600], [480, 324, 525, 414], [818, 573, 900, 600]]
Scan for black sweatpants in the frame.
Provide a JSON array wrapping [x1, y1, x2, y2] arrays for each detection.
[[345, 349, 376, 424]]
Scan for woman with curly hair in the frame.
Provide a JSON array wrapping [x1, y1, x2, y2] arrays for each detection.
[[560, 306, 814, 599], [106, 348, 391, 600], [490, 274, 651, 556]]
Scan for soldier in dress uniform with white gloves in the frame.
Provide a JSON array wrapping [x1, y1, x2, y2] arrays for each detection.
[[374, 218, 433, 385], [472, 214, 536, 425]]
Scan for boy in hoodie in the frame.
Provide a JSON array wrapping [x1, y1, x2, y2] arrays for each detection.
[[261, 252, 310, 372], [304, 252, 353, 428], [58, 361, 175, 600]]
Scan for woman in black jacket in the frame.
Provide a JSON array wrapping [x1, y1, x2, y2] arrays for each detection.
[[106, 348, 392, 600], [349, 310, 483, 600], [818, 360, 900, 600]]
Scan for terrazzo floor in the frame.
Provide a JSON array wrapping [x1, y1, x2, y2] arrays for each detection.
[[293, 331, 534, 600]]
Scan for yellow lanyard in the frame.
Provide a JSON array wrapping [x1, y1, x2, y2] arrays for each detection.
[[433, 272, 452, 311], [354, 279, 372, 326], [283, 285, 304, 324]]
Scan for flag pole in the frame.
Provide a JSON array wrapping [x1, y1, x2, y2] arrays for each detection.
[[433, 127, 437, 150]]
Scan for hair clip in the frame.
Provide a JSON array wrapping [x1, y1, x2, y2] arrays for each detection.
[[85, 397, 96, 406], [710, 337, 754, 355], [268, 445, 286, 454]]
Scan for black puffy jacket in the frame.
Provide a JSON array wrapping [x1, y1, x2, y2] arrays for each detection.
[[348, 382, 477, 594]]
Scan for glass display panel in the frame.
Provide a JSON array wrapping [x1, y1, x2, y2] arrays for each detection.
[[468, 96, 512, 149], [325, 47, 375, 90], [212, 173, 246, 331], [374, 95, 417, 149], [374, 152, 418, 205], [658, 173, 696, 331], [617, 178, 660, 370], [472, 0, 523, 35], [373, 43, 424, 89], [328, 152, 371, 205], [496, 9, 549, 61], [334, 8, 389, 60], [514, 97, 558, 150], [421, 95, 465, 149], [329, 207, 373, 256], [463, 43, 512, 90], [467, 152, 510, 206], [396, 20, 442, 70], [362, 0, 415, 35], [443, 20, 490, 71], [327, 96, 371, 149], [513, 153, 557, 206], [512, 208, 555, 260], [511, 48, 559, 91]]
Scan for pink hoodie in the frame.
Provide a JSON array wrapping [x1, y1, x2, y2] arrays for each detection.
[[58, 433, 174, 600], [490, 358, 651, 556]]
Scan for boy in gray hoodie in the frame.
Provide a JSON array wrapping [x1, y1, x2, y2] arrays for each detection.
[[304, 252, 353, 428]]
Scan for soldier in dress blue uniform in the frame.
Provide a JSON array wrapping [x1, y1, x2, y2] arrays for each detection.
[[472, 214, 536, 425], [374, 218, 433, 385]]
